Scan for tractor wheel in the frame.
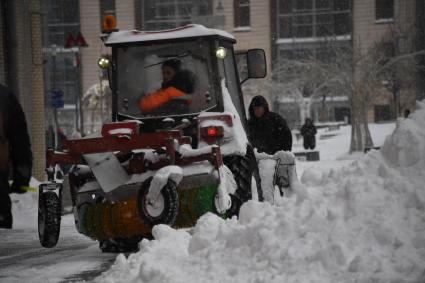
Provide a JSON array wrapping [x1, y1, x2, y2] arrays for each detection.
[[223, 154, 263, 217], [137, 177, 179, 227], [222, 194, 242, 219], [38, 191, 61, 248]]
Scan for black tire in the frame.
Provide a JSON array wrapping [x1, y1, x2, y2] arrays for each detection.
[[137, 177, 179, 227], [223, 194, 242, 219], [223, 153, 263, 217], [38, 191, 61, 248]]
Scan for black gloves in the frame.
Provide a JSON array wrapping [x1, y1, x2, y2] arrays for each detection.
[[10, 182, 27, 194]]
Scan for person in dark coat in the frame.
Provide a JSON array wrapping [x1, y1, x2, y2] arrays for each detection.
[[300, 118, 317, 150], [248, 95, 292, 154], [0, 84, 32, 229]]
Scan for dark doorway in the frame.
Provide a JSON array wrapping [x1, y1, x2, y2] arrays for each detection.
[[334, 107, 351, 123], [374, 105, 392, 122]]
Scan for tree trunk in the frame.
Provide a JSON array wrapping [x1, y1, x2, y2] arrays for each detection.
[[350, 88, 373, 152]]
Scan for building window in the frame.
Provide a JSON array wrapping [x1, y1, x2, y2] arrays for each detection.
[[234, 0, 250, 28], [277, 0, 351, 39], [294, 0, 312, 12], [140, 0, 212, 31], [42, 0, 81, 102], [42, 0, 81, 137], [375, 0, 394, 20], [45, 0, 80, 46]]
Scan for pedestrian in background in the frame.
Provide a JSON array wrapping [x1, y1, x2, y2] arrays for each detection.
[[0, 84, 32, 229], [404, 109, 410, 118], [300, 118, 317, 150]]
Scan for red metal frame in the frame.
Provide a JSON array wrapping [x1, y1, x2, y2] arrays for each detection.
[[62, 131, 181, 155], [46, 129, 223, 176]]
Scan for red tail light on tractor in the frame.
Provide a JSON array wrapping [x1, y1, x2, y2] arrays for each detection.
[[201, 126, 224, 138]]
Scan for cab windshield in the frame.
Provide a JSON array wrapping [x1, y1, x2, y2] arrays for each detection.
[[116, 39, 217, 118]]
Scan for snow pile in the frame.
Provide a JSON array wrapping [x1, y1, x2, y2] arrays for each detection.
[[220, 79, 248, 155], [94, 102, 425, 283], [146, 165, 183, 203], [381, 100, 425, 167], [215, 165, 235, 213], [198, 79, 248, 156], [11, 177, 40, 229]]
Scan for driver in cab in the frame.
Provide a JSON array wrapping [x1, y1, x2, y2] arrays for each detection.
[[139, 58, 195, 113]]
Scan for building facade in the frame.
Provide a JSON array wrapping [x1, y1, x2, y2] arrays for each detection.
[[415, 0, 425, 102], [45, 0, 424, 136], [352, 0, 418, 122], [0, 0, 46, 180], [273, 0, 352, 127], [42, 0, 82, 141], [275, 0, 421, 125]]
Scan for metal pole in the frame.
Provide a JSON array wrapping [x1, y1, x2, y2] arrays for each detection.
[[74, 51, 79, 131], [51, 45, 59, 149], [76, 50, 84, 135]]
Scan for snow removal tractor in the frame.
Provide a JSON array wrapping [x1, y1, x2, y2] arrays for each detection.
[[38, 24, 295, 252]]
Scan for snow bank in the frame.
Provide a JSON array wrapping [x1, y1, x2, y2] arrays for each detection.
[[11, 177, 40, 229], [146, 165, 183, 203], [94, 102, 425, 283], [197, 79, 248, 156], [381, 100, 425, 167]]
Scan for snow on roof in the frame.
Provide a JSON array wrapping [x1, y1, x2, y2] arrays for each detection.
[[104, 24, 235, 45]]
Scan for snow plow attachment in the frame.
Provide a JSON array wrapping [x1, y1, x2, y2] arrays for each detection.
[[41, 122, 228, 245]]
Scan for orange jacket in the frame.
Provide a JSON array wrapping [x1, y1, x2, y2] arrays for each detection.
[[139, 86, 186, 112]]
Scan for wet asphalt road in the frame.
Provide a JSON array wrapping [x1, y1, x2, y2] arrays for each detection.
[[0, 215, 117, 283]]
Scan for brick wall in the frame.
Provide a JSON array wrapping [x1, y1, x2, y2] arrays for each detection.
[[116, 0, 135, 30], [0, 2, 5, 85], [80, 1, 103, 98], [29, 0, 46, 180], [80, 0, 136, 104], [221, 0, 271, 75], [353, 0, 417, 120], [353, 0, 416, 53], [7, 0, 46, 180], [219, 0, 273, 110]]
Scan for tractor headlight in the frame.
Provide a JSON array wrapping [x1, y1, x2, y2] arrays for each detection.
[[98, 57, 110, 69], [216, 47, 227, 59]]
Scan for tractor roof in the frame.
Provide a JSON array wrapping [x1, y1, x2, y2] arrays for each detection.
[[104, 24, 236, 46]]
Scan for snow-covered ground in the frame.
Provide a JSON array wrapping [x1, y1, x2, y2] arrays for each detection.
[[5, 102, 425, 283], [93, 103, 424, 283], [293, 122, 396, 179]]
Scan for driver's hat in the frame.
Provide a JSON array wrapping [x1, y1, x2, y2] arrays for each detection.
[[162, 59, 181, 72]]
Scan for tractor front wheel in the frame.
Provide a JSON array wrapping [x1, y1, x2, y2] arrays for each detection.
[[38, 191, 61, 248], [224, 154, 263, 218], [137, 177, 179, 227]]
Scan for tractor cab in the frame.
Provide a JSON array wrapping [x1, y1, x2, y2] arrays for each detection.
[[101, 24, 266, 133]]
